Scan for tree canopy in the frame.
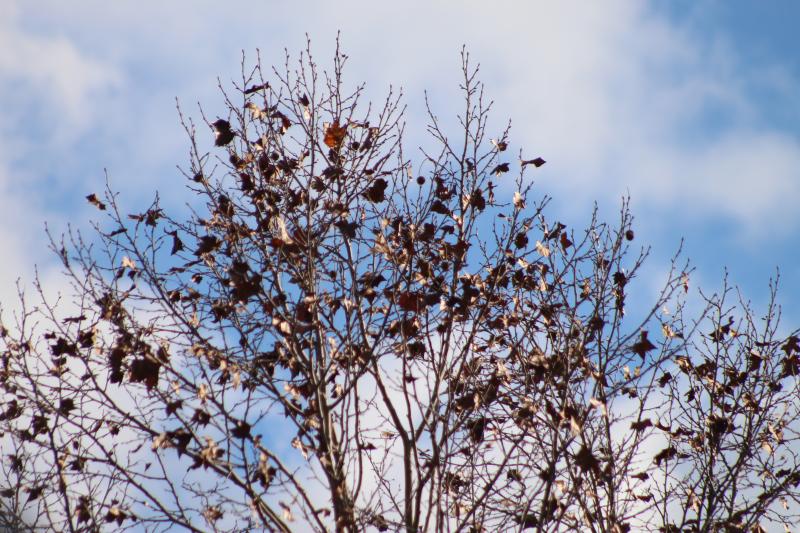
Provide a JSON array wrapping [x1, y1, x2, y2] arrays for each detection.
[[1, 43, 799, 532]]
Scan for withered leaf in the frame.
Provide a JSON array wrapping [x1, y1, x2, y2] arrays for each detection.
[[521, 157, 546, 168], [166, 230, 184, 255], [295, 301, 313, 323], [782, 335, 799, 356], [86, 193, 106, 210], [245, 101, 266, 120], [275, 112, 292, 133], [59, 398, 75, 416], [244, 82, 269, 94], [543, 222, 565, 240], [710, 316, 734, 343], [191, 409, 210, 427], [431, 200, 450, 215], [397, 292, 426, 314], [470, 189, 486, 211], [26, 485, 45, 502], [491, 162, 510, 175], [105, 506, 127, 526], [335, 220, 358, 239], [515, 513, 538, 529], [77, 331, 95, 352], [0, 400, 20, 421], [324, 121, 347, 149], [165, 400, 183, 416], [213, 119, 235, 146], [129, 357, 161, 391], [70, 456, 87, 472], [51, 337, 78, 357], [653, 445, 677, 466], [575, 445, 600, 473], [467, 417, 487, 443], [632, 330, 657, 359], [364, 178, 388, 203], [232, 420, 251, 439], [195, 235, 220, 256], [513, 191, 525, 210], [169, 429, 192, 456], [507, 469, 522, 482], [535, 240, 550, 257]]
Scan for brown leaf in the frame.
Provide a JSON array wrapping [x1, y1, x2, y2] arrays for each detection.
[[194, 235, 220, 256], [521, 157, 546, 168], [364, 178, 388, 203], [632, 330, 657, 359], [469, 189, 486, 211], [323, 121, 347, 149], [653, 445, 677, 466], [59, 398, 75, 416], [232, 420, 251, 439], [213, 119, 235, 146], [105, 506, 127, 526], [630, 419, 652, 432], [244, 82, 269, 94], [26, 485, 45, 502], [491, 162, 510, 175], [398, 292, 426, 313], [575, 445, 600, 473], [129, 357, 161, 391], [166, 230, 184, 255], [203, 506, 223, 524], [86, 193, 106, 210]]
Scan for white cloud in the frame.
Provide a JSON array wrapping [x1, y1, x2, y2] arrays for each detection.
[[3, 0, 796, 235], [0, 0, 795, 314], [0, 3, 122, 311], [0, 3, 121, 141]]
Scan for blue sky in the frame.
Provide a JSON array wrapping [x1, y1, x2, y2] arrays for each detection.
[[1, 0, 799, 327]]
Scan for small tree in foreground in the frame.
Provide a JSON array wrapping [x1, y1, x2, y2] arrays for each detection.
[[1, 43, 800, 532]]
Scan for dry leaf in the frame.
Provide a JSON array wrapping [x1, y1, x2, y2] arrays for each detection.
[[535, 241, 550, 257], [513, 191, 525, 210], [121, 256, 137, 271], [323, 121, 347, 149]]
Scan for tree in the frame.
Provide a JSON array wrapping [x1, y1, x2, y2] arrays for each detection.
[[1, 42, 799, 532]]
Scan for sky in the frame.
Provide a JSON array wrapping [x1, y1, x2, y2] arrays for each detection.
[[1, 0, 799, 328]]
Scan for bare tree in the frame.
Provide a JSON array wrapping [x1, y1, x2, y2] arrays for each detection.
[[1, 41, 799, 532]]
